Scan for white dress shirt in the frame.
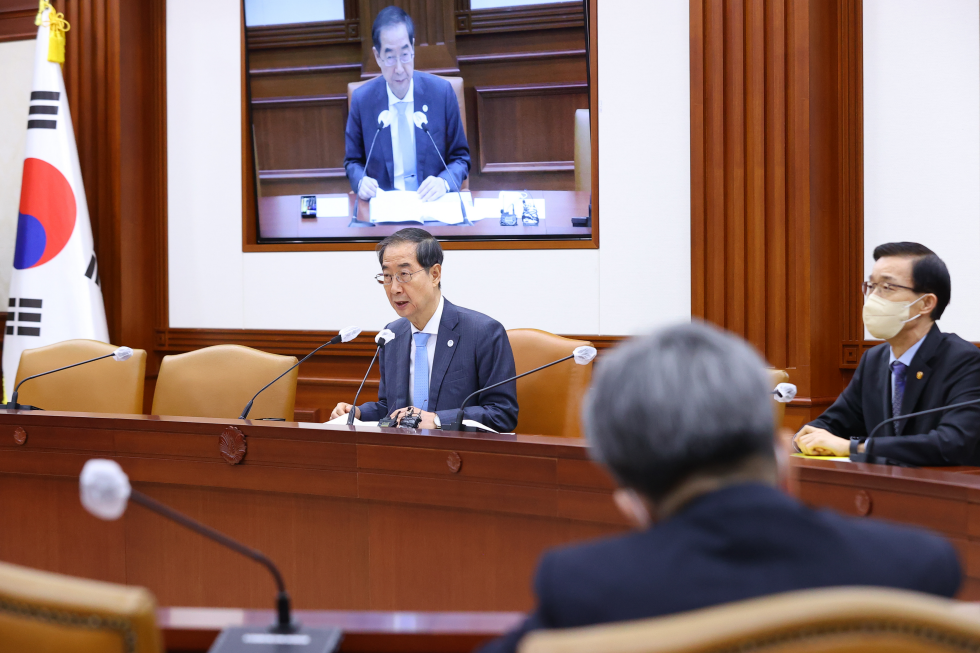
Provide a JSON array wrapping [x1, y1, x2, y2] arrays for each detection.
[[387, 79, 415, 191], [409, 294, 443, 407]]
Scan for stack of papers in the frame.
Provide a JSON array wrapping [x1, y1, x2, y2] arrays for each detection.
[[369, 189, 471, 225]]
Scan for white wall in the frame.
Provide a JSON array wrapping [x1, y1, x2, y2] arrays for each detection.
[[167, 0, 691, 335], [244, 0, 345, 27], [0, 39, 36, 312], [864, 0, 980, 339]]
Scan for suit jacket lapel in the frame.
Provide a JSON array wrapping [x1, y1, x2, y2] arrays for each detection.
[[388, 319, 412, 411], [428, 298, 459, 409], [413, 73, 428, 184], [898, 324, 942, 433], [374, 80, 394, 188]]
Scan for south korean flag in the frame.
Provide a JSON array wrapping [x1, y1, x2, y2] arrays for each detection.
[[2, 5, 108, 401]]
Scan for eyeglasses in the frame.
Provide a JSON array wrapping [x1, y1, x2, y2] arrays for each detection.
[[379, 49, 414, 68], [376, 269, 426, 285], [862, 281, 915, 297]]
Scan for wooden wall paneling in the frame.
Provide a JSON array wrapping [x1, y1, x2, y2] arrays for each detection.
[[359, 0, 459, 76], [246, 20, 361, 50], [690, 0, 863, 425], [251, 95, 349, 176], [474, 83, 588, 174], [0, 0, 36, 42], [456, 1, 583, 35]]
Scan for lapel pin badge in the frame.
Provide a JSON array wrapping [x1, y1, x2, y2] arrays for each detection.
[[916, 371, 923, 380], [448, 340, 454, 347], [423, 104, 428, 112]]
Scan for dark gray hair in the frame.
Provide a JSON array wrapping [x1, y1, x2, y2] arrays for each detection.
[[582, 321, 775, 502], [372, 6, 414, 53], [376, 228, 444, 287]]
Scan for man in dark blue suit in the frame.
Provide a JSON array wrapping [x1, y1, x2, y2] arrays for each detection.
[[329, 228, 517, 432], [796, 243, 980, 465], [344, 6, 470, 203], [478, 322, 961, 653]]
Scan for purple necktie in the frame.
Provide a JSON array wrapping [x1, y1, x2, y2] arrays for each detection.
[[891, 360, 908, 435]]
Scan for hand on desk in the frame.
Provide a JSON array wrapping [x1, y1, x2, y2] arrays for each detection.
[[330, 403, 360, 421], [417, 176, 447, 202], [794, 425, 850, 456], [389, 406, 439, 429], [358, 177, 379, 200]]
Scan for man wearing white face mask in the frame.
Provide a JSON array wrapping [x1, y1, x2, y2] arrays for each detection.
[[795, 242, 980, 466]]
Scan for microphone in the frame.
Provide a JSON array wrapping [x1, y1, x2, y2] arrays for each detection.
[[772, 383, 797, 403], [347, 329, 395, 425], [354, 110, 392, 219], [79, 459, 342, 650], [240, 326, 360, 420], [446, 346, 598, 433], [849, 396, 980, 466], [4, 346, 134, 411], [414, 111, 467, 220]]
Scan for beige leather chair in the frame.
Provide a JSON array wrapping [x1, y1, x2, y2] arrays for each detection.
[[769, 368, 790, 429], [151, 345, 298, 420], [348, 76, 469, 189], [507, 329, 593, 438], [14, 339, 146, 414], [0, 560, 162, 653], [574, 108, 591, 191], [519, 587, 980, 653]]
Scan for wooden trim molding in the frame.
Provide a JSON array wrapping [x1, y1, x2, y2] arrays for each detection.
[[251, 94, 347, 108], [155, 328, 627, 357], [0, 2, 36, 43], [245, 19, 360, 50], [455, 1, 584, 35], [259, 168, 347, 180]]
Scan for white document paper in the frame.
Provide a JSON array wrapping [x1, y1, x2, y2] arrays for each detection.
[[315, 196, 349, 218], [323, 414, 506, 433], [369, 189, 470, 225]]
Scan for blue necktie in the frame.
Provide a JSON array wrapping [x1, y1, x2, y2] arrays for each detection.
[[396, 101, 418, 191], [413, 332, 430, 411], [891, 360, 908, 435]]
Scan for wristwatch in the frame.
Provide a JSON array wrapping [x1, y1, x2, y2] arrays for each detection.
[[433, 414, 442, 429], [442, 178, 451, 192], [849, 437, 863, 455]]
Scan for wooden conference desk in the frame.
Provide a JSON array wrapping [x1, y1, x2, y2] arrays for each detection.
[[0, 409, 626, 613], [257, 191, 592, 240], [159, 607, 522, 653], [5, 408, 980, 613]]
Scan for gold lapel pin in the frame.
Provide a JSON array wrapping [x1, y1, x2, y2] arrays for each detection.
[[916, 371, 923, 380]]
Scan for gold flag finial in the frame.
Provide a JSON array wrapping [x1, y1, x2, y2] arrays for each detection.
[[35, 0, 70, 64]]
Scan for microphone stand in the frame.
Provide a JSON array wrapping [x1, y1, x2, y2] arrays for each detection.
[[240, 334, 346, 420], [447, 354, 576, 432], [348, 346, 383, 426], [129, 489, 296, 633], [420, 123, 468, 222], [849, 397, 980, 466], [353, 122, 388, 221], [4, 352, 115, 410]]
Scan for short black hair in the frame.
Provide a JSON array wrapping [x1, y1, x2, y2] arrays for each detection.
[[376, 228, 443, 287], [873, 242, 950, 320], [372, 6, 414, 53]]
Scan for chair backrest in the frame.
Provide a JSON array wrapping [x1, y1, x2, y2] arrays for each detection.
[[769, 368, 789, 429], [0, 560, 162, 653], [151, 344, 298, 420], [507, 329, 592, 438], [519, 587, 980, 653], [14, 339, 147, 414], [574, 108, 591, 192]]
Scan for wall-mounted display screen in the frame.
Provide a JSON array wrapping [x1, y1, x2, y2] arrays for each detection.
[[243, 0, 594, 244]]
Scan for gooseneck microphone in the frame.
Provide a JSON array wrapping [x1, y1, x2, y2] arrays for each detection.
[[447, 346, 598, 432], [772, 383, 797, 403], [348, 329, 395, 425], [849, 396, 980, 466], [240, 327, 360, 420], [79, 459, 339, 645], [354, 110, 391, 219], [414, 112, 467, 220], [4, 346, 133, 410]]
